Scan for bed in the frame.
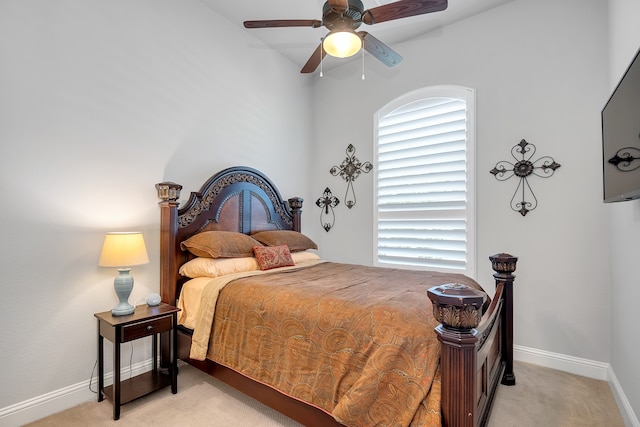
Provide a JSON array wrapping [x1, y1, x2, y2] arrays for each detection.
[[155, 166, 518, 427]]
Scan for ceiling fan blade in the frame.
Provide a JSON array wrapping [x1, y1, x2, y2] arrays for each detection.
[[301, 44, 327, 74], [361, 32, 403, 67], [244, 19, 322, 29], [327, 0, 349, 13], [363, 0, 447, 25]]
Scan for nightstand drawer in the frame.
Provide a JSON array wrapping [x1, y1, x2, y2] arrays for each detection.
[[122, 315, 172, 342]]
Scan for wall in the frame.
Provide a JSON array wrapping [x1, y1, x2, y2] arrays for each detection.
[[608, 0, 640, 423], [0, 1, 313, 424], [311, 0, 611, 364]]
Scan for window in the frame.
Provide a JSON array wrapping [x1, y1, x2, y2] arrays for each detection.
[[373, 86, 476, 276]]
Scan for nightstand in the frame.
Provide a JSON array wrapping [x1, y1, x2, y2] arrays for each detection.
[[95, 303, 180, 420]]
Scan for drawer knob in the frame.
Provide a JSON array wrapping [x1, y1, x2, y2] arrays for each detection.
[[146, 325, 153, 331]]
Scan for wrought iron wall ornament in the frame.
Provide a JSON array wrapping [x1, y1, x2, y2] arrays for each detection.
[[315, 187, 340, 232], [330, 144, 373, 209], [490, 139, 561, 216], [608, 141, 640, 172]]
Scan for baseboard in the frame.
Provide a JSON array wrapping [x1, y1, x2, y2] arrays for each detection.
[[608, 364, 640, 427], [0, 359, 153, 427], [514, 344, 609, 380], [514, 345, 639, 427]]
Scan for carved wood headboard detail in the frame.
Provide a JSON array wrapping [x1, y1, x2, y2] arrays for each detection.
[[156, 166, 303, 305]]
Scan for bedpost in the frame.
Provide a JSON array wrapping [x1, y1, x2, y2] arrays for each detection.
[[428, 283, 487, 427], [287, 197, 303, 232], [156, 182, 182, 305], [490, 253, 518, 386]]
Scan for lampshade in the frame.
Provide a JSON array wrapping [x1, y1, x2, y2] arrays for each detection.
[[323, 30, 362, 58], [98, 232, 149, 267], [99, 232, 149, 316]]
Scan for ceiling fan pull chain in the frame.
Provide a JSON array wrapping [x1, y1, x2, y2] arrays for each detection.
[[320, 38, 324, 77], [362, 47, 365, 80]]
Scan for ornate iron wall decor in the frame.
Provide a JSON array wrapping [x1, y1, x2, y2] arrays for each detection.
[[490, 139, 561, 216], [330, 144, 373, 209], [608, 143, 640, 172], [315, 187, 340, 232]]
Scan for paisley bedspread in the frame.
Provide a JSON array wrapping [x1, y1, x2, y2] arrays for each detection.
[[194, 262, 485, 427]]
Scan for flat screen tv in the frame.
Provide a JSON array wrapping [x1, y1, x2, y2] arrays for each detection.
[[602, 46, 640, 203]]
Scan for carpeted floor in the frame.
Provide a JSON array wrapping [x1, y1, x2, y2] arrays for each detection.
[[26, 360, 625, 427], [488, 361, 625, 427]]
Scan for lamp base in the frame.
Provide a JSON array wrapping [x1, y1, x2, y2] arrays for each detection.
[[112, 268, 135, 316], [112, 302, 135, 316]]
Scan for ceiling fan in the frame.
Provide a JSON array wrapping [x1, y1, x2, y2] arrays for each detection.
[[243, 0, 448, 74]]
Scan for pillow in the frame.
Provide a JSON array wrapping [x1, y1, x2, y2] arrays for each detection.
[[180, 231, 262, 258], [179, 256, 260, 278], [251, 230, 318, 252], [291, 251, 321, 264], [253, 244, 294, 270]]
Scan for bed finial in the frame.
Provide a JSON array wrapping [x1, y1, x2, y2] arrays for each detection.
[[428, 283, 486, 330], [156, 182, 182, 202], [489, 253, 518, 278], [288, 197, 304, 232]]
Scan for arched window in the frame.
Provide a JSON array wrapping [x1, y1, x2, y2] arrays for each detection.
[[373, 86, 476, 276]]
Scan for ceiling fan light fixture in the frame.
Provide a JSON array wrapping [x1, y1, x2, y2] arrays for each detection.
[[323, 30, 362, 58]]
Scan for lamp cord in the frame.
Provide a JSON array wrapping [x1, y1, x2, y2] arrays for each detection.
[[88, 359, 98, 393], [129, 341, 134, 380], [88, 342, 135, 394]]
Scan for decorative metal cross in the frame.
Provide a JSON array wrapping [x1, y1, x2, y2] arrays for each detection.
[[330, 144, 373, 209], [490, 139, 561, 216], [315, 187, 340, 232]]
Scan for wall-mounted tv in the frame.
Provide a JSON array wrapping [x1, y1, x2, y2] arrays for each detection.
[[602, 46, 640, 203]]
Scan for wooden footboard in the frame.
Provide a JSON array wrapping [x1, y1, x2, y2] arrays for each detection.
[[428, 253, 517, 427]]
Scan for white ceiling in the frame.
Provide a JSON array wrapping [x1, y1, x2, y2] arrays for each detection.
[[199, 0, 515, 72]]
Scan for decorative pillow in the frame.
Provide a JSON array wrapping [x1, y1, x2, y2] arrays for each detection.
[[253, 244, 295, 270], [179, 256, 260, 278], [251, 230, 318, 252], [290, 251, 321, 264], [180, 231, 262, 258]]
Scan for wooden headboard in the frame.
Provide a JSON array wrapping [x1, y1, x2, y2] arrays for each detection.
[[155, 166, 303, 305]]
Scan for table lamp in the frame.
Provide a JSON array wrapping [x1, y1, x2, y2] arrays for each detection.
[[98, 232, 149, 316]]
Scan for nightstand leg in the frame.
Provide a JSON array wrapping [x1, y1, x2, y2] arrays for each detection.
[[97, 320, 104, 402], [171, 317, 177, 394], [152, 333, 158, 372], [113, 331, 121, 420]]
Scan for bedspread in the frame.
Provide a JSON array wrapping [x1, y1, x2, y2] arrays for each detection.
[[196, 262, 484, 427]]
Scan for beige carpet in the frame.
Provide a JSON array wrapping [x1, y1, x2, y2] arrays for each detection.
[[488, 361, 625, 427], [26, 361, 625, 427]]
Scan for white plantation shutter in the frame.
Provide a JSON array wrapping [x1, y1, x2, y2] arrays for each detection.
[[374, 86, 476, 275]]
